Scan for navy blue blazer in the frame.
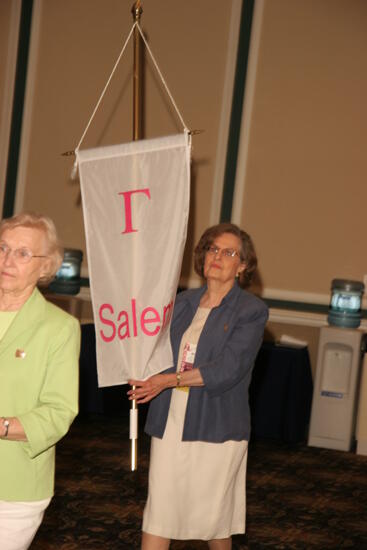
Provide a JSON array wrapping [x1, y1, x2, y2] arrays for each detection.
[[144, 283, 269, 443]]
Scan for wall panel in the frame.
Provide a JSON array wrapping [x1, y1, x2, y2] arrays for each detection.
[[234, 0, 367, 304]]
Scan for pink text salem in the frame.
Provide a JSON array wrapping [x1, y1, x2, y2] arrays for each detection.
[[99, 298, 174, 343]]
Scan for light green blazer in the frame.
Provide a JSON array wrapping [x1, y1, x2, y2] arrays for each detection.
[[0, 288, 80, 501]]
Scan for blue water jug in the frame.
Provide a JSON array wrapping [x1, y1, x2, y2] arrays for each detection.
[[328, 279, 364, 328]]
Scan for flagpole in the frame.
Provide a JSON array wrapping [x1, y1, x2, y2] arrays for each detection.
[[130, 0, 143, 472], [132, 1, 143, 140]]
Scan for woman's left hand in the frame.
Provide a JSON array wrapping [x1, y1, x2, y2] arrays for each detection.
[[0, 416, 27, 441], [127, 374, 175, 404]]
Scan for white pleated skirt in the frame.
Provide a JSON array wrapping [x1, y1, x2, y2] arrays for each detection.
[[142, 388, 248, 541]]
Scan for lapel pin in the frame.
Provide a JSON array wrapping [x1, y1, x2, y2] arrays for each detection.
[[15, 349, 26, 359]]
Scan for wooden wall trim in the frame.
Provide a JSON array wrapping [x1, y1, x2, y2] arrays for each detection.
[[231, 0, 264, 225], [14, 0, 42, 214], [0, 0, 22, 215], [209, 0, 242, 226], [2, 0, 31, 217], [221, 0, 256, 222]]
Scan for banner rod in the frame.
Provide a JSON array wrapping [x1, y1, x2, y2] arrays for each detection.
[[130, 0, 142, 472]]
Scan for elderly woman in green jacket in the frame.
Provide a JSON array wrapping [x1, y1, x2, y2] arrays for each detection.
[[0, 212, 80, 550]]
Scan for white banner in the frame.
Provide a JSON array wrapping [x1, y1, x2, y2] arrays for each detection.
[[77, 133, 191, 386]]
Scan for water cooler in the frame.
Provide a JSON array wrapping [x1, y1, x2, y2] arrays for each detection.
[[308, 279, 366, 451], [48, 248, 83, 295]]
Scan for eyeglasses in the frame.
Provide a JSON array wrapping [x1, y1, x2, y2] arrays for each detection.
[[206, 245, 240, 258], [0, 243, 47, 264]]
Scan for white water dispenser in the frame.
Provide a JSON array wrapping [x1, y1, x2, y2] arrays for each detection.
[[308, 280, 366, 451]]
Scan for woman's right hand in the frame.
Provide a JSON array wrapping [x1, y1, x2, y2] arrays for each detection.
[[127, 373, 176, 404]]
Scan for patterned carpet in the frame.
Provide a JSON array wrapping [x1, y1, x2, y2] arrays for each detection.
[[31, 411, 367, 549]]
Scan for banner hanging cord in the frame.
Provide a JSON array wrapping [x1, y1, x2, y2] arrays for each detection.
[[73, 20, 189, 159], [74, 23, 137, 155], [135, 22, 188, 132]]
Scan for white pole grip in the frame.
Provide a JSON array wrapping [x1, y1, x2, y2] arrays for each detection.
[[130, 408, 138, 440]]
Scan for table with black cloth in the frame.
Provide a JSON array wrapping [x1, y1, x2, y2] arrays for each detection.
[[79, 326, 313, 443], [249, 341, 313, 443]]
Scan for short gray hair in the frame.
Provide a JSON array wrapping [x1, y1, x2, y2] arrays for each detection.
[[0, 212, 63, 284]]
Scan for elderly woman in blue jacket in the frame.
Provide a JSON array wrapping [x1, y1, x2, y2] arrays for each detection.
[[129, 223, 268, 550], [0, 212, 80, 550]]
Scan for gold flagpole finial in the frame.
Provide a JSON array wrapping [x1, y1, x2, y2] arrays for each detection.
[[132, 1, 143, 21]]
